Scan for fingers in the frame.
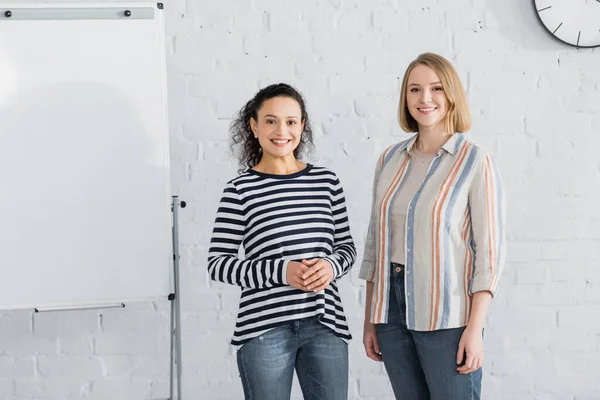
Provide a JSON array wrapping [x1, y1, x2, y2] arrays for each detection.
[[363, 336, 383, 362], [301, 258, 318, 267], [286, 262, 311, 291], [301, 261, 323, 280], [308, 277, 331, 292], [304, 269, 329, 288], [305, 269, 332, 291], [289, 259, 334, 291], [456, 342, 465, 365], [457, 353, 478, 374], [288, 278, 309, 291]]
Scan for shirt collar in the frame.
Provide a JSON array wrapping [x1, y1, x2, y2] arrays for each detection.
[[406, 133, 464, 156]]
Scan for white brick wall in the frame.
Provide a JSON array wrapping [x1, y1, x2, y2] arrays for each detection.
[[1, 0, 599, 399]]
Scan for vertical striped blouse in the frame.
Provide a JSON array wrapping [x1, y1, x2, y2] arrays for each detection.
[[359, 133, 506, 331], [208, 165, 356, 345]]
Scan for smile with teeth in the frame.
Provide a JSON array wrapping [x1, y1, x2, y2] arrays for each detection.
[[418, 107, 437, 114], [271, 139, 292, 146]]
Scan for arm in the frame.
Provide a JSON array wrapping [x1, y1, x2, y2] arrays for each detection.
[[457, 153, 506, 373], [301, 176, 357, 291], [456, 291, 492, 374], [363, 281, 383, 361], [360, 156, 386, 361], [358, 155, 385, 282], [323, 177, 357, 279], [207, 181, 289, 289], [468, 153, 506, 296]]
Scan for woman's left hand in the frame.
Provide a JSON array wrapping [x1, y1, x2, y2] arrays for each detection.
[[301, 258, 334, 292], [456, 326, 484, 374]]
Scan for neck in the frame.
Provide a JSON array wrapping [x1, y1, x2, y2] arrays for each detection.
[[253, 155, 306, 175], [415, 127, 452, 154]]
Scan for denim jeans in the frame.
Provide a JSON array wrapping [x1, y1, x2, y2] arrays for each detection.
[[236, 316, 348, 400], [375, 263, 482, 400]]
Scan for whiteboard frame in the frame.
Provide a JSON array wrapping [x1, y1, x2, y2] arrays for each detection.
[[0, 2, 174, 311]]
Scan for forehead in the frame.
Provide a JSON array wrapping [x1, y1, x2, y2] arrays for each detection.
[[257, 96, 301, 116], [407, 64, 441, 83]]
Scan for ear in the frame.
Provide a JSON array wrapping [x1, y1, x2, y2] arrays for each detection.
[[250, 118, 258, 138]]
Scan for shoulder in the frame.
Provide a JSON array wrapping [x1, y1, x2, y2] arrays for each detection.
[[307, 165, 337, 178], [376, 134, 417, 167], [459, 136, 498, 164], [224, 170, 259, 191], [457, 136, 503, 178], [309, 164, 335, 175]]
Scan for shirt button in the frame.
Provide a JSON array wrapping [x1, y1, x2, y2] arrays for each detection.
[[395, 267, 401, 273], [407, 249, 411, 252], [406, 227, 410, 230], [406, 293, 411, 297]]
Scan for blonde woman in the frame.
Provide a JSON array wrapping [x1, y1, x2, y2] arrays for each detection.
[[360, 53, 506, 399]]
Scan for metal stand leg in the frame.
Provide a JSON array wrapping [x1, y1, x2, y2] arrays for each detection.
[[169, 196, 185, 399]]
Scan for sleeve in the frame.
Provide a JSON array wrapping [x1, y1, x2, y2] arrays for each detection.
[[323, 176, 357, 280], [468, 153, 507, 296], [358, 154, 384, 282], [207, 181, 290, 289]]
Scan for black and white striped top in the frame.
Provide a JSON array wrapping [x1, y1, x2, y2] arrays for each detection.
[[207, 164, 356, 346]]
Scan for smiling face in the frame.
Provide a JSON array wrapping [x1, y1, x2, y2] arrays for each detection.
[[406, 64, 448, 134], [250, 96, 305, 162]]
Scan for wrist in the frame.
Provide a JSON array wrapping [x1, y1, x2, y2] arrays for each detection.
[[323, 257, 336, 275], [465, 323, 484, 332]]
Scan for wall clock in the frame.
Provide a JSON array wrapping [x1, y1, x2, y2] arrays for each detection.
[[533, 0, 600, 48]]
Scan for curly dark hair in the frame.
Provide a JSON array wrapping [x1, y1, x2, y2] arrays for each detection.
[[230, 83, 314, 173]]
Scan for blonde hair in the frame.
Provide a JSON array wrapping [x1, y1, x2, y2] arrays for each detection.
[[398, 53, 471, 134]]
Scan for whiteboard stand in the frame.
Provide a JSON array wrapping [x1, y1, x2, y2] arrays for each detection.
[[33, 197, 186, 400], [168, 195, 185, 400], [0, 3, 182, 398]]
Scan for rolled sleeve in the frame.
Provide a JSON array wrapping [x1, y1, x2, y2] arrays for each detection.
[[468, 153, 506, 296], [358, 155, 384, 282]]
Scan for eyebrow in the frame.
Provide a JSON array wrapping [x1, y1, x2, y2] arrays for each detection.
[[408, 81, 442, 87], [264, 114, 299, 119]]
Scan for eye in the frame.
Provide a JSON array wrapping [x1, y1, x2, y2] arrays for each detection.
[[287, 120, 297, 125], [410, 88, 420, 92], [433, 86, 444, 91], [266, 119, 276, 124]]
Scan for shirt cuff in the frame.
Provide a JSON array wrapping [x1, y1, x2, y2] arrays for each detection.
[[469, 273, 500, 297], [323, 256, 340, 279], [358, 260, 376, 282], [280, 259, 290, 285]]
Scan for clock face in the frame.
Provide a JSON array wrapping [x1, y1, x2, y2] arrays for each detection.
[[533, 0, 600, 48]]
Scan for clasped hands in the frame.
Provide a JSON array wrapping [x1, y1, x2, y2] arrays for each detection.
[[286, 258, 334, 292]]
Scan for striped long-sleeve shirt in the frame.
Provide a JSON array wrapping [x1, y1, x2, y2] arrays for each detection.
[[208, 165, 356, 345], [359, 133, 506, 330]]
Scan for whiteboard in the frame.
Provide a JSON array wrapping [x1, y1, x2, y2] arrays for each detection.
[[0, 3, 173, 310]]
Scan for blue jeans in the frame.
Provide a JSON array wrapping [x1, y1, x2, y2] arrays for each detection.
[[236, 317, 348, 400], [375, 263, 482, 400]]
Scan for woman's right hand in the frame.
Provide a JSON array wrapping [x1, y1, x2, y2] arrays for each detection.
[[363, 321, 383, 362], [286, 261, 310, 291]]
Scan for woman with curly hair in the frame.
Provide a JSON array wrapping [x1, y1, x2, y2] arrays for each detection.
[[207, 83, 356, 400]]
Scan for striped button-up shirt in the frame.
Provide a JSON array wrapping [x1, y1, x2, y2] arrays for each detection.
[[359, 133, 506, 331]]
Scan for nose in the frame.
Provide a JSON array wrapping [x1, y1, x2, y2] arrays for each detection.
[[420, 89, 432, 104], [274, 121, 286, 135]]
